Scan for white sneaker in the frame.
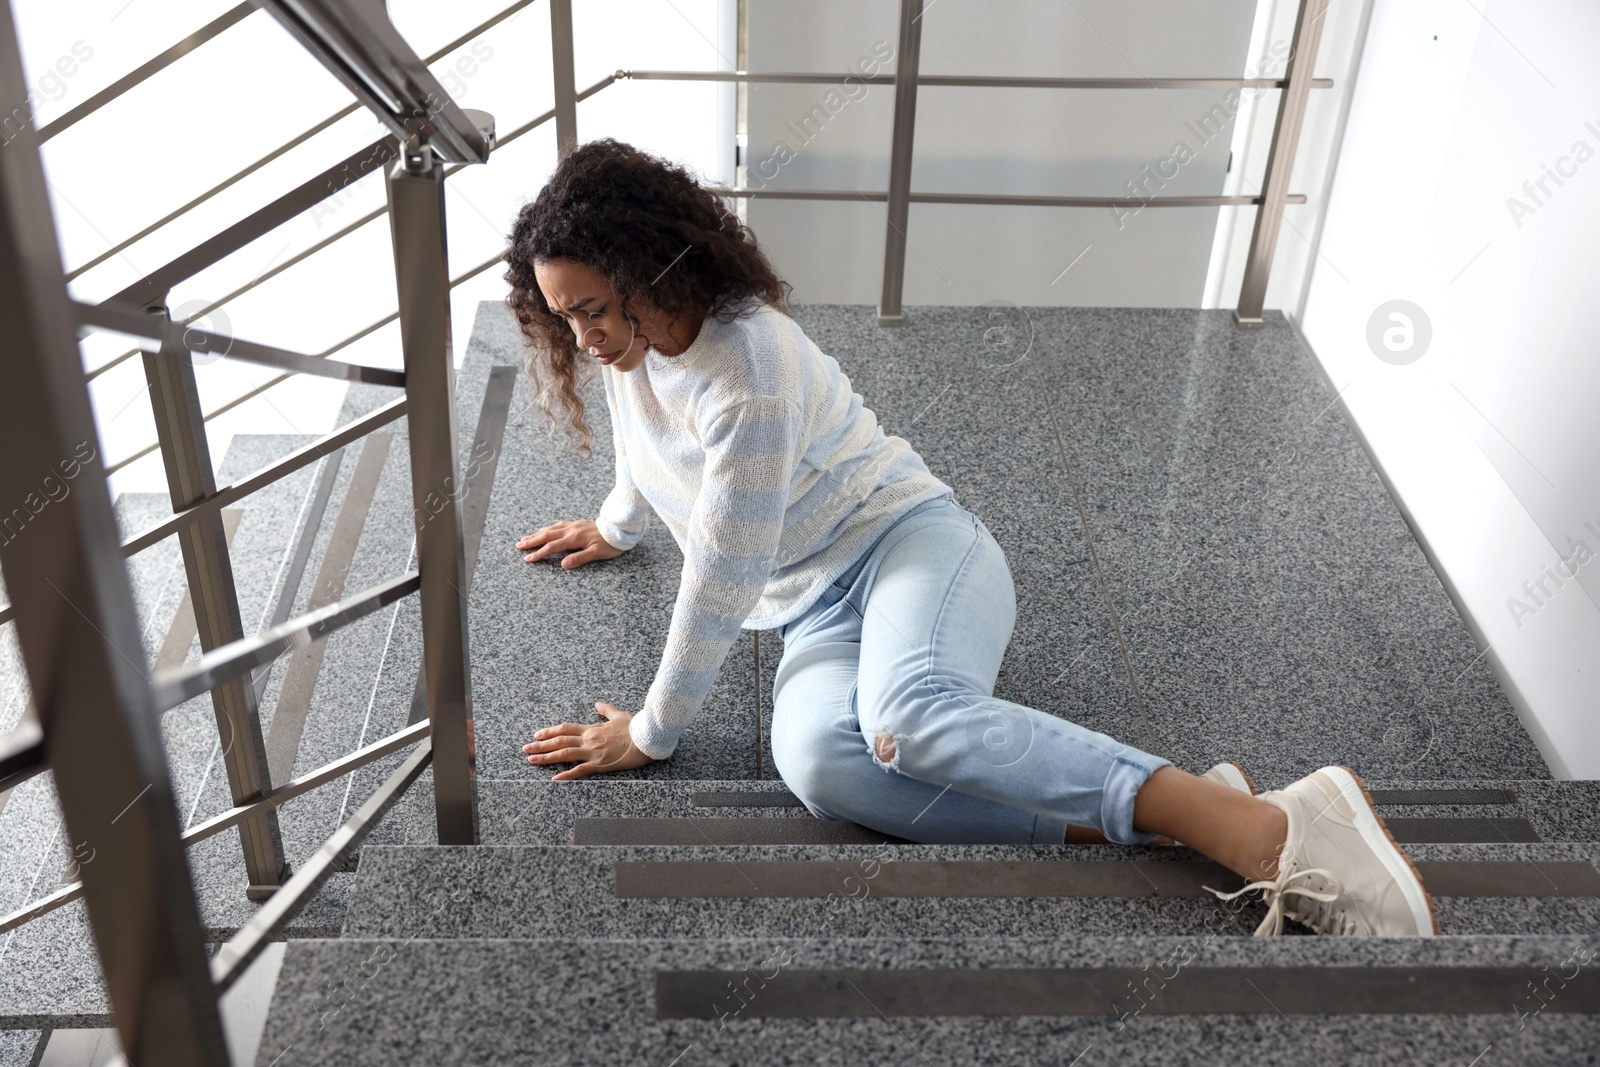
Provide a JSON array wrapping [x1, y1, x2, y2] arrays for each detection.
[[1201, 761, 1258, 796], [1208, 765, 1438, 937]]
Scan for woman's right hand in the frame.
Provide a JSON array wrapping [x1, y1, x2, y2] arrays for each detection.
[[518, 519, 626, 569]]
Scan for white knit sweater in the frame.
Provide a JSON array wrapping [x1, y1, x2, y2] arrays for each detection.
[[595, 299, 952, 759]]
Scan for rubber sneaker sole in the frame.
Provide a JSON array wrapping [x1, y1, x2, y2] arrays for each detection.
[[1267, 767, 1446, 934], [1334, 765, 1440, 936]]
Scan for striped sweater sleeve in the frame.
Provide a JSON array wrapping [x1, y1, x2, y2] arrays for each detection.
[[628, 394, 803, 759], [595, 373, 651, 550]]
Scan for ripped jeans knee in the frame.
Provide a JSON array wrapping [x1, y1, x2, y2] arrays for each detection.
[[869, 728, 912, 772]]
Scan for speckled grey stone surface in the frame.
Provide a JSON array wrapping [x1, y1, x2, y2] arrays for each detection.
[[0, 440, 330, 1026], [462, 776, 1600, 847], [256, 935, 1600, 1067], [453, 302, 778, 783], [1363, 779, 1600, 844], [0, 302, 1580, 1053], [1018, 307, 1547, 783], [418, 779, 809, 846], [342, 843, 1600, 940], [785, 304, 1140, 745], [0, 1030, 38, 1066]]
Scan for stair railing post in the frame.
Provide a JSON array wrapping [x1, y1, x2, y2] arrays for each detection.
[[1233, 0, 1329, 324], [877, 0, 925, 327], [141, 301, 289, 898], [386, 137, 479, 845], [549, 0, 578, 158], [0, 0, 228, 1059]]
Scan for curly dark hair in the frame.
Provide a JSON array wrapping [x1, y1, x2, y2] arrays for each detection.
[[503, 138, 792, 456]]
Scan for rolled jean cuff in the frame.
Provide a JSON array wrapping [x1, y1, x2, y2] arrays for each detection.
[[1030, 814, 1070, 845], [1101, 753, 1173, 844]]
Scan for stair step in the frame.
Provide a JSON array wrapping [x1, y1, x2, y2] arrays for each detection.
[[257, 935, 1600, 1066], [344, 844, 1600, 939], [0, 872, 349, 1029], [574, 817, 897, 845], [568, 815, 1540, 845], [0, 1030, 39, 1066], [469, 777, 1598, 846]]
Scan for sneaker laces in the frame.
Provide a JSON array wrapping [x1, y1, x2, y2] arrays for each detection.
[[1205, 852, 1345, 937]]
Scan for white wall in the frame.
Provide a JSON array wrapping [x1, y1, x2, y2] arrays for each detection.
[[10, 0, 729, 496], [745, 0, 1260, 308], [1295, 0, 1600, 776]]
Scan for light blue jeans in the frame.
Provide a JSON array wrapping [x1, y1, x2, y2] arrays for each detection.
[[772, 495, 1171, 845]]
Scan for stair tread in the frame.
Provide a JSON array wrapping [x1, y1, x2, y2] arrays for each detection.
[[341, 843, 1600, 941], [0, 873, 351, 1027], [465, 777, 1600, 846], [256, 935, 1600, 1067]]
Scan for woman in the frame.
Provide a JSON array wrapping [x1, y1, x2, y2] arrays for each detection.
[[503, 139, 1436, 938]]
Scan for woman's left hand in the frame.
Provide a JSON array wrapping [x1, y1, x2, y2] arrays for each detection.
[[522, 701, 655, 780]]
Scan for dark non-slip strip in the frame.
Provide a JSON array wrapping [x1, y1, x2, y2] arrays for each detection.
[[615, 860, 1600, 899], [575, 818, 897, 846], [692, 791, 805, 808], [655, 966, 1600, 1018], [1385, 817, 1540, 843], [1369, 788, 1518, 806], [695, 788, 1522, 809], [583, 816, 1535, 846]]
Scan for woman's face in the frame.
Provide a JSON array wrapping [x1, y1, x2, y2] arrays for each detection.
[[532, 258, 659, 372]]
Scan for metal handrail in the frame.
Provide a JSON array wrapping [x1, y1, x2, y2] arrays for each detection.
[[82, 71, 604, 384], [622, 69, 1335, 90], [254, 0, 490, 164], [0, 0, 492, 1051], [84, 204, 388, 381], [709, 186, 1309, 208], [99, 138, 398, 313], [99, 246, 504, 476], [117, 399, 406, 557], [213, 737, 434, 992], [150, 570, 421, 712], [0, 719, 42, 792], [76, 300, 407, 386], [37, 4, 257, 143], [64, 0, 539, 285], [0, 719, 431, 935]]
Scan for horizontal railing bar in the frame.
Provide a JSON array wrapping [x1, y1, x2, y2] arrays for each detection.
[[212, 738, 432, 992], [119, 398, 406, 558], [621, 69, 1334, 90], [84, 206, 389, 383], [458, 72, 613, 159], [182, 720, 430, 848], [99, 246, 507, 477], [101, 138, 398, 314], [66, 106, 364, 286], [150, 570, 420, 713], [710, 187, 1309, 208], [0, 719, 43, 793], [0, 881, 81, 937], [75, 301, 407, 386], [0, 722, 430, 935], [77, 57, 600, 388], [77, 63, 588, 385], [64, 0, 539, 286], [37, 4, 257, 143]]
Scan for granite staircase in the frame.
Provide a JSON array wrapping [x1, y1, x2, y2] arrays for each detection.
[[4, 303, 1596, 1064]]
